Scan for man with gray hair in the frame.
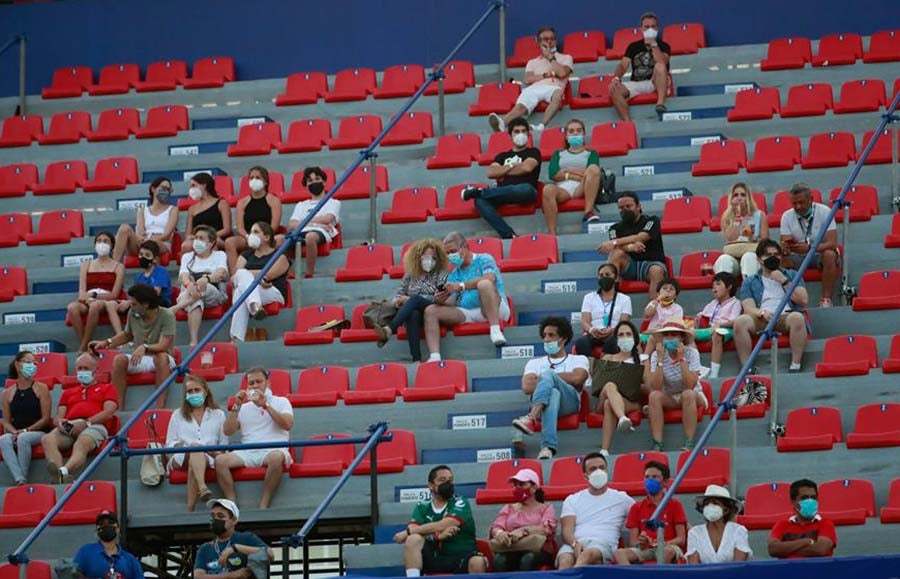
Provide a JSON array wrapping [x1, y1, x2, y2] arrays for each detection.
[[423, 232, 511, 360]]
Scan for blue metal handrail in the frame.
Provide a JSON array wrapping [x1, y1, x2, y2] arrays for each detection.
[[0, 34, 23, 58], [8, 0, 503, 566], [647, 90, 900, 536]]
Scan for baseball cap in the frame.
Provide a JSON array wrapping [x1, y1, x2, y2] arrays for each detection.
[[507, 468, 540, 486], [95, 510, 117, 525], [207, 498, 240, 520]]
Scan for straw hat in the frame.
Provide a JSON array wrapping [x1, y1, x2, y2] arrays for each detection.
[[650, 319, 694, 336], [694, 484, 740, 513]]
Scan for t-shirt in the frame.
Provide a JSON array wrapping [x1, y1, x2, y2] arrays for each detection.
[[135, 265, 172, 307], [548, 148, 600, 180], [625, 497, 687, 541], [779, 203, 835, 244], [289, 198, 341, 242], [624, 39, 672, 82], [523, 353, 590, 380], [698, 296, 743, 325], [582, 291, 633, 330], [240, 249, 288, 298], [759, 275, 791, 313], [769, 515, 837, 558], [649, 348, 703, 396], [609, 214, 666, 264], [237, 393, 292, 444], [194, 531, 268, 574], [447, 253, 506, 309], [646, 302, 683, 332], [561, 487, 634, 547], [410, 496, 477, 557], [493, 147, 541, 189], [525, 53, 574, 90], [59, 382, 118, 431], [74, 542, 143, 579], [125, 307, 176, 353], [180, 251, 228, 278]]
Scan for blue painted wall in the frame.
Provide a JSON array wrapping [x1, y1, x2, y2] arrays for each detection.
[[0, 0, 893, 98]]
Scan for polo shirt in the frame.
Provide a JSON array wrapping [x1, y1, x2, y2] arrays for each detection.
[[59, 382, 118, 431], [625, 496, 687, 541], [770, 514, 837, 558], [74, 542, 143, 579]]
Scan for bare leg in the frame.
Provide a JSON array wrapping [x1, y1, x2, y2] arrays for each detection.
[[424, 305, 466, 358], [259, 451, 285, 509], [153, 352, 171, 408], [502, 103, 529, 126], [786, 312, 808, 365], [113, 224, 139, 262], [582, 164, 601, 214], [214, 452, 243, 502], [732, 315, 755, 366], [476, 279, 502, 325], [80, 301, 107, 352], [711, 333, 724, 365], [112, 355, 129, 409], [67, 302, 88, 351], [304, 236, 319, 277], [63, 434, 98, 473], [680, 389, 699, 440], [104, 301, 123, 335], [402, 533, 424, 571], [41, 431, 64, 469], [610, 83, 632, 122], [541, 184, 569, 235], [652, 62, 669, 106], [606, 248, 630, 279], [187, 307, 202, 347], [648, 390, 668, 443], [540, 89, 564, 126], [821, 249, 839, 299]]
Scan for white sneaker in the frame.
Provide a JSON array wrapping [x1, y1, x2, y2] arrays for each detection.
[[598, 448, 610, 461], [617, 416, 634, 433], [530, 122, 545, 133], [537, 447, 554, 460], [428, 353, 442, 363], [490, 326, 507, 346], [488, 113, 505, 133]]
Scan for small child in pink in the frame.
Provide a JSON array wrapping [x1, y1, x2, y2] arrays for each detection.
[[641, 278, 684, 353]]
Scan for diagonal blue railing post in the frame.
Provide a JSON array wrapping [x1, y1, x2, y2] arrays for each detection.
[[645, 88, 900, 552]]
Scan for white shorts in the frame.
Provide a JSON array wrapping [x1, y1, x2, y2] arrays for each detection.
[[167, 451, 215, 472], [621, 79, 656, 98], [232, 447, 292, 468], [557, 538, 615, 564], [457, 298, 511, 323], [671, 389, 709, 409], [127, 354, 176, 375], [516, 84, 563, 114], [555, 179, 581, 197]]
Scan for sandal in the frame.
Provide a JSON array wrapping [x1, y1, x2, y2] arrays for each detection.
[[198, 487, 213, 502], [373, 325, 391, 347]]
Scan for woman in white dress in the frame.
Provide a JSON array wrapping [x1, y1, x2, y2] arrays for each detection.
[[686, 484, 752, 563], [113, 176, 179, 261]]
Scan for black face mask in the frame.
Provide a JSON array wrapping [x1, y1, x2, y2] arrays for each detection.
[[598, 277, 616, 292], [762, 255, 781, 271], [436, 481, 455, 500], [138, 256, 153, 269], [210, 519, 228, 536], [620, 210, 637, 225], [307, 182, 325, 196], [97, 525, 117, 542]]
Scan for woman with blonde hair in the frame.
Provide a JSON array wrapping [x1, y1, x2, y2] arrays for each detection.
[[714, 182, 769, 279], [373, 238, 449, 361], [165, 375, 227, 511]]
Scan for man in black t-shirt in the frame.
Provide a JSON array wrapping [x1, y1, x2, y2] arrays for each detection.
[[597, 192, 668, 299], [608, 12, 672, 121], [462, 117, 541, 239]]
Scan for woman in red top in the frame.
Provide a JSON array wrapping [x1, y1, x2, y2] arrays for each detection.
[[66, 231, 125, 353]]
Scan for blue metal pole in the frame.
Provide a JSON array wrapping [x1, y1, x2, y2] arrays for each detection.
[[0, 34, 23, 57]]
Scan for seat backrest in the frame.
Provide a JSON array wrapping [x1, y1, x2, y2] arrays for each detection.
[[839, 78, 886, 105], [442, 183, 488, 211], [128, 409, 173, 448], [188, 342, 239, 374], [239, 369, 291, 397], [700, 138, 747, 164], [676, 447, 729, 479], [719, 375, 772, 407], [819, 478, 875, 516], [816, 33, 863, 59], [336, 115, 381, 138], [483, 132, 516, 159], [0, 164, 38, 191], [93, 157, 139, 184], [97, 63, 140, 86], [47, 111, 91, 137], [663, 22, 706, 53], [787, 82, 833, 107], [237, 121, 282, 145], [548, 455, 587, 485], [733, 86, 781, 112], [859, 270, 900, 297], [355, 362, 408, 393], [508, 233, 558, 263], [538, 126, 566, 158], [785, 406, 842, 441], [285, 71, 329, 96], [145, 60, 187, 83], [609, 27, 643, 57], [299, 433, 355, 467], [575, 75, 614, 99], [510, 36, 541, 61], [381, 64, 425, 88], [888, 478, 900, 507], [387, 111, 433, 138], [829, 185, 879, 217], [592, 121, 637, 148], [286, 118, 331, 144], [333, 67, 376, 92], [563, 30, 607, 57], [612, 451, 668, 482], [38, 209, 83, 237], [766, 37, 812, 61], [679, 250, 723, 276], [50, 66, 93, 90], [413, 360, 468, 394], [2, 114, 43, 140], [43, 160, 88, 186], [145, 105, 189, 131], [192, 56, 235, 81], [1, 484, 56, 516], [379, 429, 417, 465], [0, 212, 32, 240], [0, 266, 27, 296], [345, 243, 393, 269], [297, 365, 349, 396], [485, 459, 543, 488], [391, 186, 438, 212], [853, 403, 900, 435], [57, 481, 116, 516], [663, 196, 712, 223], [344, 164, 389, 192], [754, 135, 801, 160], [439, 60, 475, 87], [30, 352, 67, 384], [743, 481, 792, 516], [0, 561, 51, 579], [436, 132, 481, 156], [822, 334, 878, 367], [96, 107, 140, 132], [468, 236, 504, 262], [475, 82, 520, 104], [293, 305, 345, 333]]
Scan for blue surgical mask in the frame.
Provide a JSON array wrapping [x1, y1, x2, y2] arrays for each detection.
[[448, 252, 463, 267], [566, 134, 584, 148], [20, 362, 37, 379], [799, 498, 818, 519], [543, 341, 561, 356], [77, 370, 94, 385], [186, 393, 205, 408], [664, 339, 680, 353], [644, 478, 663, 495], [155, 187, 172, 204]]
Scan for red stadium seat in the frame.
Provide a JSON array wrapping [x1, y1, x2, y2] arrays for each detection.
[[760, 37, 811, 70], [829, 184, 879, 222], [710, 192, 767, 231], [537, 126, 565, 161], [386, 242, 415, 279], [187, 342, 238, 382], [780, 83, 833, 117], [289, 434, 355, 477], [661, 196, 712, 234], [237, 369, 291, 398], [507, 36, 541, 67], [569, 75, 614, 110], [664, 23, 706, 54], [467, 236, 504, 263], [135, 60, 187, 92], [183, 56, 234, 89], [776, 406, 843, 452], [381, 187, 438, 224], [275, 72, 328, 106], [846, 403, 900, 449], [812, 33, 863, 66], [426, 133, 482, 169], [675, 447, 729, 492], [289, 365, 349, 407], [676, 250, 722, 289], [0, 485, 56, 528], [468, 83, 521, 116], [374, 64, 425, 99], [862, 128, 897, 165], [24, 210, 83, 245], [499, 233, 558, 271], [134, 104, 189, 139], [801, 131, 856, 169], [768, 189, 823, 227], [590, 121, 637, 156], [283, 305, 346, 346], [818, 479, 875, 525], [863, 30, 900, 63], [433, 183, 485, 220], [31, 160, 88, 195], [727, 86, 781, 122], [423, 60, 475, 95], [403, 360, 468, 402], [88, 63, 139, 95], [543, 456, 588, 500], [691, 139, 747, 176], [606, 27, 643, 60], [0, 114, 43, 147], [815, 335, 878, 377], [737, 482, 792, 529], [324, 68, 376, 102], [82, 157, 139, 192], [277, 119, 331, 154], [337, 165, 389, 200], [381, 111, 433, 146], [339, 304, 380, 344], [0, 164, 38, 198], [352, 429, 417, 474], [42, 66, 92, 99], [21, 353, 67, 387], [833, 79, 886, 114], [328, 115, 382, 150], [86, 107, 140, 142], [609, 451, 668, 495], [50, 481, 116, 525], [227, 122, 282, 156], [886, 214, 900, 248], [852, 270, 900, 311], [127, 409, 173, 448], [0, 213, 31, 248], [0, 266, 27, 302], [475, 459, 544, 504], [284, 167, 336, 204], [717, 375, 772, 419], [880, 479, 900, 523], [335, 244, 393, 282], [479, 132, 517, 166], [564, 31, 607, 62], [746, 136, 802, 173], [37, 111, 91, 145], [663, 381, 713, 424]]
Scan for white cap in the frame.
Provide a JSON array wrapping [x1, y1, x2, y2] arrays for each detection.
[[207, 498, 240, 520]]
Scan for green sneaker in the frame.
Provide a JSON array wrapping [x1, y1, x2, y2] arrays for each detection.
[[650, 439, 664, 452], [682, 439, 696, 451]]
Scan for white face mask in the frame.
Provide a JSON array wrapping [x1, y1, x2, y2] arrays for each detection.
[[94, 242, 111, 257], [511, 133, 528, 147], [703, 503, 724, 522], [618, 337, 635, 352], [188, 186, 203, 200], [588, 468, 608, 490], [192, 239, 209, 254], [421, 257, 436, 273], [247, 233, 262, 249], [248, 178, 265, 193], [643, 28, 658, 40]]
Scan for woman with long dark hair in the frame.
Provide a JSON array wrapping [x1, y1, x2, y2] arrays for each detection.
[[0, 352, 51, 484], [488, 468, 557, 571], [113, 176, 179, 261]]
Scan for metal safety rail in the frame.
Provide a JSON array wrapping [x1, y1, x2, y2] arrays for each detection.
[[0, 33, 27, 115]]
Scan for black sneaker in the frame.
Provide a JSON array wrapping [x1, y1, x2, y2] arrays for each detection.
[[582, 211, 601, 224], [655, 104, 667, 114], [461, 186, 483, 201]]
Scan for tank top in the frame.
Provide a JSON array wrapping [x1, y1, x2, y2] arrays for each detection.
[[142, 205, 173, 236], [193, 198, 224, 232], [9, 385, 42, 430], [243, 195, 272, 232], [86, 270, 117, 292], [240, 250, 287, 298]]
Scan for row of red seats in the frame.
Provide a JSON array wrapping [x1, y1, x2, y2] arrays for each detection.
[[42, 57, 234, 98], [760, 31, 900, 70], [0, 157, 138, 198], [0, 105, 188, 148], [0, 562, 49, 579], [778, 402, 900, 452], [816, 334, 900, 376], [728, 78, 900, 121], [0, 481, 114, 528]]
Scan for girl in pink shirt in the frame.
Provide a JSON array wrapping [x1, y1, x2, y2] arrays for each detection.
[[641, 278, 685, 353], [488, 468, 558, 571], [694, 272, 743, 378]]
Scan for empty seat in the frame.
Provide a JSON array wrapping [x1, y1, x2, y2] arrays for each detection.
[[423, 60, 475, 95], [381, 187, 438, 224], [37, 111, 91, 145], [0, 164, 38, 197], [606, 27, 643, 60], [0, 114, 43, 147], [853, 270, 900, 311], [590, 121, 637, 156], [50, 481, 116, 525], [381, 111, 433, 146], [0, 266, 27, 302], [0, 485, 55, 528], [506, 36, 541, 67], [82, 157, 139, 192], [277, 118, 331, 154], [818, 479, 875, 525], [675, 447, 729, 492], [812, 33, 863, 66], [468, 83, 521, 116], [663, 23, 706, 54], [829, 184, 879, 222], [475, 459, 544, 504], [815, 335, 878, 377], [661, 196, 712, 234], [324, 68, 376, 102], [886, 214, 900, 248], [42, 66, 93, 99], [329, 115, 382, 150], [499, 233, 558, 271], [335, 243, 393, 282], [433, 183, 487, 221], [760, 37, 812, 70], [183, 56, 235, 89], [727, 86, 781, 121], [426, 133, 482, 169], [737, 482, 792, 529], [846, 403, 900, 449], [337, 165, 389, 200], [275, 71, 328, 106], [676, 250, 723, 289], [135, 60, 188, 92], [86, 107, 140, 142], [31, 160, 88, 195], [833, 79, 886, 114], [134, 104, 189, 139], [88, 63, 140, 95], [691, 139, 748, 176], [746, 136, 802, 173], [0, 561, 51, 579], [780, 83, 833, 117], [776, 406, 843, 452], [0, 212, 32, 248], [609, 451, 668, 495], [863, 29, 900, 63], [290, 434, 355, 477], [862, 128, 898, 165], [352, 429, 417, 474], [186, 342, 238, 382], [543, 456, 588, 500], [374, 64, 425, 99], [402, 360, 468, 402], [283, 305, 346, 346], [717, 375, 772, 419], [569, 75, 614, 109], [289, 365, 349, 407], [880, 479, 900, 523], [801, 132, 856, 169], [563, 31, 607, 62], [226, 122, 281, 156], [127, 409, 173, 448], [24, 210, 84, 245]]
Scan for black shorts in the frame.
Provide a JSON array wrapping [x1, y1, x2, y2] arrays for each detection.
[[422, 544, 475, 574], [298, 230, 326, 244]]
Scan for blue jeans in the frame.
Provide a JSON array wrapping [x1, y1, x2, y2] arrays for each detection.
[[474, 183, 537, 239], [531, 370, 581, 451], [388, 294, 431, 362], [0, 431, 44, 483]]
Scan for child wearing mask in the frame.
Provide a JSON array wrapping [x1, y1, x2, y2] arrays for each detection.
[[641, 278, 684, 352]]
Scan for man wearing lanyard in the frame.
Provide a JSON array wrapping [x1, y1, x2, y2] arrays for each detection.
[[194, 499, 272, 578], [513, 317, 590, 459], [73, 511, 143, 578]]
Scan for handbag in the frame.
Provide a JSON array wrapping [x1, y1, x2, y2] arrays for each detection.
[[591, 357, 644, 403], [140, 415, 166, 487], [489, 533, 547, 553], [362, 300, 397, 329], [734, 379, 768, 407]]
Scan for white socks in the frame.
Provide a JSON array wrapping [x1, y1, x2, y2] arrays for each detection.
[[405, 570, 421, 577], [428, 353, 442, 363], [709, 362, 721, 378]]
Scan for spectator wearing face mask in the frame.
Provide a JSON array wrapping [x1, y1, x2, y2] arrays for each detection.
[[512, 317, 589, 460], [195, 499, 273, 578], [594, 320, 647, 458], [0, 352, 52, 485], [686, 485, 752, 563], [609, 11, 672, 120], [171, 225, 229, 348], [181, 172, 232, 254], [574, 263, 633, 356], [66, 231, 126, 353], [640, 278, 684, 354], [73, 511, 143, 579], [373, 238, 450, 361], [229, 221, 290, 343], [768, 479, 836, 559], [488, 468, 557, 571], [615, 461, 687, 564], [225, 166, 283, 274], [460, 118, 541, 239], [542, 118, 603, 232], [287, 166, 340, 278], [132, 240, 172, 306], [113, 176, 179, 262]]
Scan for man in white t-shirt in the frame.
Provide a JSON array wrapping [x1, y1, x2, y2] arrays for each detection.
[[558, 452, 635, 568], [779, 183, 840, 307], [287, 166, 341, 278], [215, 367, 294, 509], [512, 316, 589, 459]]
